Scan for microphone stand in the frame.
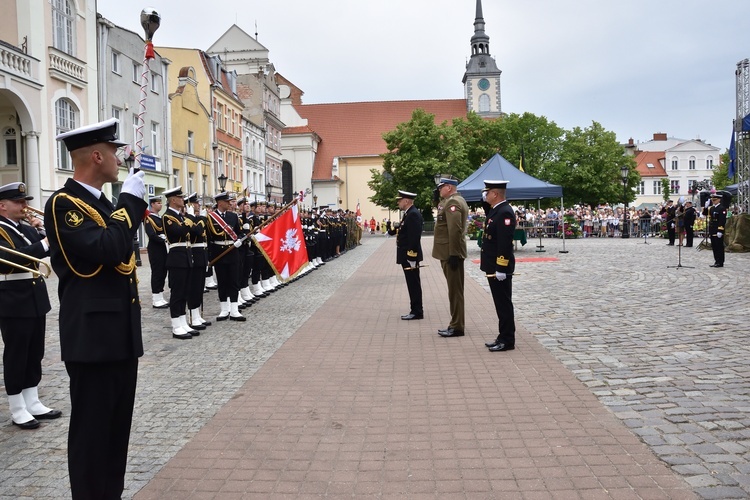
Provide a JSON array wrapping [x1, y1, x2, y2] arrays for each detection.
[[667, 211, 692, 269]]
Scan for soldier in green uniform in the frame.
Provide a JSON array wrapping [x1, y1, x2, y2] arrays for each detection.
[[432, 176, 469, 337]]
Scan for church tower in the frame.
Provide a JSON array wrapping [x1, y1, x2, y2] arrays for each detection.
[[463, 0, 502, 118]]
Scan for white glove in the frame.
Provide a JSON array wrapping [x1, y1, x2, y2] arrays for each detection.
[[717, 232, 723, 238], [705, 200, 711, 208], [670, 223, 675, 228], [408, 260, 416, 268], [186, 205, 195, 216], [200, 208, 207, 217], [158, 234, 167, 241], [242, 223, 250, 230], [233, 239, 243, 248], [392, 222, 400, 229], [495, 272, 507, 281], [121, 168, 146, 199]]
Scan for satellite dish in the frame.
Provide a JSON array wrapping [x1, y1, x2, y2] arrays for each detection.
[[279, 85, 291, 99]]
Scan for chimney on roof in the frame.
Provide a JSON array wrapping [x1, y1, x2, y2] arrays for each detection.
[[653, 133, 667, 141], [628, 138, 634, 146]]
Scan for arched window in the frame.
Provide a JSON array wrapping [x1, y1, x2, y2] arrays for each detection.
[[3, 127, 17, 165], [55, 99, 77, 170], [478, 94, 491, 113], [52, 0, 75, 55]]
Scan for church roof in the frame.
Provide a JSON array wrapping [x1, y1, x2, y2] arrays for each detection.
[[290, 100, 468, 181]]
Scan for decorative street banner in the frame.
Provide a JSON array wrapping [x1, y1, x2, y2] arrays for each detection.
[[253, 202, 309, 280]]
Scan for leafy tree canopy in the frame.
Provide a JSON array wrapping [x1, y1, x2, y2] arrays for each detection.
[[369, 112, 637, 213]]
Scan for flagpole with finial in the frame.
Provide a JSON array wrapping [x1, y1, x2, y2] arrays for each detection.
[[135, 8, 161, 172]]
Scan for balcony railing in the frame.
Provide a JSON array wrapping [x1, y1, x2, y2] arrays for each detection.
[[48, 47, 86, 87], [0, 41, 40, 85]]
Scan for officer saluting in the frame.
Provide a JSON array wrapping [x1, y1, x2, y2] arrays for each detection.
[[0, 182, 61, 429], [704, 192, 728, 268], [388, 190, 424, 320], [46, 118, 147, 499]]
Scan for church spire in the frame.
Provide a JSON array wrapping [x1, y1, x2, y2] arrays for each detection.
[[462, 0, 502, 118], [471, 0, 490, 57]]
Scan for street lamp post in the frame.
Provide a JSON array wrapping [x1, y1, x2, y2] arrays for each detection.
[[620, 165, 630, 239], [313, 195, 318, 208], [218, 173, 227, 192], [124, 151, 142, 265], [265, 182, 273, 203]]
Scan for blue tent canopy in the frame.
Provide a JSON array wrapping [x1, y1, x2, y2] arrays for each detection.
[[457, 153, 563, 202]]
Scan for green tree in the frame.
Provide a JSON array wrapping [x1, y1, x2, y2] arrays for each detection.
[[550, 121, 638, 208], [712, 151, 731, 189], [661, 178, 671, 203], [369, 109, 470, 220]]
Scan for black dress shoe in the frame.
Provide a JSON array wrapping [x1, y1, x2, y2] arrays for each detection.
[[488, 343, 515, 352], [438, 328, 464, 337], [216, 314, 230, 322], [401, 313, 424, 320], [33, 409, 62, 420], [13, 418, 40, 430], [172, 332, 192, 340], [229, 315, 246, 322], [201, 320, 212, 326], [485, 340, 499, 348], [152, 303, 169, 309], [709, 263, 724, 268], [190, 323, 206, 331]]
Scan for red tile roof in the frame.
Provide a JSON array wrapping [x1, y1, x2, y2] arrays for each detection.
[[634, 150, 667, 177], [290, 100, 467, 180]]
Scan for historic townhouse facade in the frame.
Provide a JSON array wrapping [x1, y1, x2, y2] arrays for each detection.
[[208, 25, 286, 203], [629, 133, 721, 208], [0, 0, 99, 205], [96, 15, 171, 205], [157, 47, 244, 196], [168, 66, 212, 204]]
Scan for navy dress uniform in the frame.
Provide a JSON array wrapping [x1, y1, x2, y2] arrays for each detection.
[[163, 186, 200, 339], [387, 190, 424, 320], [705, 193, 728, 267], [47, 118, 147, 499], [185, 193, 212, 329], [143, 196, 168, 308], [479, 181, 516, 352], [206, 192, 246, 321], [0, 182, 61, 430]]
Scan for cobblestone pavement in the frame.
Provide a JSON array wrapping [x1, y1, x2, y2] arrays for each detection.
[[466, 235, 750, 500], [0, 238, 382, 499], [1, 232, 749, 499]]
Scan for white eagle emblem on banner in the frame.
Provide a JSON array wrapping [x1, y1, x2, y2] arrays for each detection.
[[280, 228, 301, 253]]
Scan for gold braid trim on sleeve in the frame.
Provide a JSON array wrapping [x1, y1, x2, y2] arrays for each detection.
[[52, 193, 136, 278]]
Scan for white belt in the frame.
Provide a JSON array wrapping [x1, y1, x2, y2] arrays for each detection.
[[0, 272, 35, 281], [168, 242, 190, 249], [191, 243, 207, 248], [212, 240, 235, 246]]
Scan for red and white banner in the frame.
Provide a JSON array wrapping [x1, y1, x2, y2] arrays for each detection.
[[252, 202, 309, 280]]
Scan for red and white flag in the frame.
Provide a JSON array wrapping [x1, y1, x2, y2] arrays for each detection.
[[355, 202, 361, 217], [252, 202, 309, 280]]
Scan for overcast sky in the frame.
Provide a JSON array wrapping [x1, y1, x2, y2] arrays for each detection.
[[98, 0, 750, 152]]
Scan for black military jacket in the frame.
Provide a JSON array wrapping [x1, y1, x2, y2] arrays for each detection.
[[44, 178, 146, 363]]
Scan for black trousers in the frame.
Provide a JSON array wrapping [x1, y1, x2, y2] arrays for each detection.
[[685, 226, 694, 247], [251, 250, 263, 285], [401, 264, 423, 315], [0, 316, 45, 395], [488, 276, 515, 346], [168, 267, 190, 318], [667, 223, 676, 244], [66, 358, 138, 500], [711, 235, 725, 265], [215, 262, 239, 302], [147, 244, 167, 293]]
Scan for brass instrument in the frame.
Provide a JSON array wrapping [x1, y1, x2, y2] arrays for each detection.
[[0, 245, 52, 279], [23, 206, 45, 223]]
